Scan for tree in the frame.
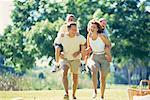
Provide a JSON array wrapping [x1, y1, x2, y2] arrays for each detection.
[[0, 0, 65, 71], [1, 0, 149, 77], [105, 0, 150, 81]]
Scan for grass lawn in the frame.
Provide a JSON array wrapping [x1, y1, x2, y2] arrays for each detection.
[[0, 88, 128, 100]]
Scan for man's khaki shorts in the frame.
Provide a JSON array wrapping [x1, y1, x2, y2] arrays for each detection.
[[60, 59, 81, 74], [88, 53, 110, 77]]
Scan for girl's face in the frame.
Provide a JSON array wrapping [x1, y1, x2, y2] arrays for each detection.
[[90, 23, 98, 33], [100, 20, 107, 29]]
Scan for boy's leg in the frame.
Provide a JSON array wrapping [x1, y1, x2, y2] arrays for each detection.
[[55, 46, 61, 64]]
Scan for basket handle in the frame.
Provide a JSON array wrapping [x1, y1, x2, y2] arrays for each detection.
[[139, 80, 150, 89]]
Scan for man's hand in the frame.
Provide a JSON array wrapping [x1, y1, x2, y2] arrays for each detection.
[[72, 51, 80, 58]]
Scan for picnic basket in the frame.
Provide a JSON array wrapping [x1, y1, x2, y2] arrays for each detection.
[[128, 80, 150, 100]]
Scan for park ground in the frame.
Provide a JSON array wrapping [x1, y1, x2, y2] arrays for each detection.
[[0, 88, 128, 100]]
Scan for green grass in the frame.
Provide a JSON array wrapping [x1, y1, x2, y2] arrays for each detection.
[[0, 88, 128, 100]]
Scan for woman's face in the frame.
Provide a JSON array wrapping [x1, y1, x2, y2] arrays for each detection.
[[90, 23, 98, 33]]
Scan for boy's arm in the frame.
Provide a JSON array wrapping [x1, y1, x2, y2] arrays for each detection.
[[53, 37, 62, 64]]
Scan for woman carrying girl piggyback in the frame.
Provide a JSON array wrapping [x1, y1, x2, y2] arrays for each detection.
[[85, 20, 111, 100]]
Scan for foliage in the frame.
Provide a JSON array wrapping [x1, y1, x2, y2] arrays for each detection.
[[0, 0, 149, 76]]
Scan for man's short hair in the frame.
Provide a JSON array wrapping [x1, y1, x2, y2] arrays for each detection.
[[67, 22, 77, 29]]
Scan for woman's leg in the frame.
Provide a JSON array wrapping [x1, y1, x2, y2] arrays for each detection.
[[91, 65, 98, 98], [100, 69, 107, 99]]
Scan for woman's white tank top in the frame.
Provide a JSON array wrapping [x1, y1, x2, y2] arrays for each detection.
[[89, 37, 105, 53]]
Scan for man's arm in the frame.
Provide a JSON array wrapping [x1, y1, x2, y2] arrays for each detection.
[[80, 44, 86, 60], [84, 34, 92, 62]]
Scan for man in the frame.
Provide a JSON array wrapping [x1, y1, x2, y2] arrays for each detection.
[[54, 22, 86, 99], [53, 14, 80, 72]]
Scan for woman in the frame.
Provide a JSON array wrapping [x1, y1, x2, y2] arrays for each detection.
[[86, 21, 111, 100]]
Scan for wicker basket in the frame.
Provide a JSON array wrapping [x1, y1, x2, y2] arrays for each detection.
[[128, 80, 150, 100]]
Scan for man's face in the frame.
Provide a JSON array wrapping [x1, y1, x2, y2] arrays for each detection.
[[69, 25, 77, 34], [67, 16, 75, 22], [100, 20, 107, 29]]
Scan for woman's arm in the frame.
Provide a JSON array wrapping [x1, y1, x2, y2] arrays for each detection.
[[99, 34, 111, 47], [84, 33, 92, 63]]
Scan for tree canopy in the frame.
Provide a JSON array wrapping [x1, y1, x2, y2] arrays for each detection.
[[0, 0, 149, 72]]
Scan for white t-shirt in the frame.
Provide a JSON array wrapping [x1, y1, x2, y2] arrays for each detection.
[[54, 34, 86, 60]]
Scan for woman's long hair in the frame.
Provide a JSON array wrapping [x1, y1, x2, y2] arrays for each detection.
[[91, 21, 104, 34]]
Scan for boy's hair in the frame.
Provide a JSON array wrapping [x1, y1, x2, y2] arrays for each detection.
[[67, 22, 77, 29], [66, 14, 75, 21], [99, 18, 107, 22]]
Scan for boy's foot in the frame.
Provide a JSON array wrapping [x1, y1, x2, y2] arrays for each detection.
[[51, 65, 59, 72], [51, 61, 60, 72]]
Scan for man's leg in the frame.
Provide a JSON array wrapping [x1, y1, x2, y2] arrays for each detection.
[[72, 74, 78, 99], [62, 65, 69, 96]]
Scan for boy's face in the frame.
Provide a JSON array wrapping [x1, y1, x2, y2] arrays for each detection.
[[68, 16, 75, 22], [69, 25, 77, 34]]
